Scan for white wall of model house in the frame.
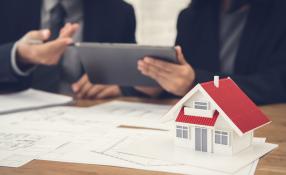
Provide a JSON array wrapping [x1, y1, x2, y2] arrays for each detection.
[[174, 86, 253, 156], [183, 90, 216, 117], [175, 123, 215, 153], [213, 115, 234, 155], [232, 131, 253, 154]]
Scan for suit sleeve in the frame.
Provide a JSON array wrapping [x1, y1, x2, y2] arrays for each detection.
[[174, 6, 286, 105], [0, 43, 31, 91], [0, 43, 17, 81], [193, 35, 286, 105]]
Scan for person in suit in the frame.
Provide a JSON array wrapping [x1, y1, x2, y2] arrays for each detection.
[[136, 0, 286, 105], [0, 0, 136, 98], [0, 25, 78, 91]]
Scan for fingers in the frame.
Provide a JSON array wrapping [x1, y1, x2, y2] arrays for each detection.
[[59, 23, 80, 38], [44, 37, 73, 50], [95, 89, 112, 99], [33, 38, 73, 65], [138, 46, 187, 73], [86, 85, 106, 99], [23, 29, 51, 42], [140, 57, 178, 72], [137, 46, 195, 96], [175, 46, 188, 65], [95, 86, 121, 99], [139, 64, 169, 81], [16, 26, 76, 65], [138, 60, 170, 81], [72, 75, 106, 99], [25, 22, 79, 44], [72, 78, 121, 99], [76, 84, 117, 99], [72, 74, 90, 95], [77, 80, 94, 99], [138, 64, 170, 89]]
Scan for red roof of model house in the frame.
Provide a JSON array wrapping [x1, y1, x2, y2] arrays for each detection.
[[201, 78, 270, 133], [176, 108, 219, 126], [174, 78, 270, 135]]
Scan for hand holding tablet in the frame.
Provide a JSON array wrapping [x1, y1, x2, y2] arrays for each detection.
[[137, 46, 196, 96]]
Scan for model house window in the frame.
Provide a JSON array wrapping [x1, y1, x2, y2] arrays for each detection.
[[176, 125, 189, 139], [194, 101, 209, 110], [215, 131, 229, 145]]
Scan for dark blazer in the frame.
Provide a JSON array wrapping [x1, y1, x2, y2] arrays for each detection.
[[0, 43, 31, 91], [0, 0, 136, 91], [0, 44, 17, 83], [176, 0, 286, 105]]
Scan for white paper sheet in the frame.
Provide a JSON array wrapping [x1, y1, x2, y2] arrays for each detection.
[[0, 100, 269, 175], [0, 131, 68, 167], [0, 89, 73, 115], [81, 101, 175, 134], [41, 130, 265, 175], [83, 101, 172, 130], [0, 101, 169, 167], [117, 132, 277, 174]]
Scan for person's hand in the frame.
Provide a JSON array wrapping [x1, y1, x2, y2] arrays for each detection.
[[16, 23, 79, 65], [137, 46, 195, 96], [72, 74, 122, 99]]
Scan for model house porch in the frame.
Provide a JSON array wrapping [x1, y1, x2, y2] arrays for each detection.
[[175, 106, 253, 155]]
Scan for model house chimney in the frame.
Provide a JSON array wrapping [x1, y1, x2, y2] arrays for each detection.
[[214, 76, 219, 88]]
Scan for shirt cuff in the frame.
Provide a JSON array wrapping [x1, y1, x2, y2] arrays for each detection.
[[11, 42, 36, 76]]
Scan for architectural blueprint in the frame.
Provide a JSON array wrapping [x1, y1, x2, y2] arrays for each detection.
[[0, 101, 263, 174]]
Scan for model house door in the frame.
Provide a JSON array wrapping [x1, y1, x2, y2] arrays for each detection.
[[195, 127, 207, 152]]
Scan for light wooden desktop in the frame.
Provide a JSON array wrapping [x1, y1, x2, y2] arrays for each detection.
[[0, 97, 285, 175]]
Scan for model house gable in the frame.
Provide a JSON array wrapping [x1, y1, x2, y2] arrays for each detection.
[[182, 89, 216, 118], [171, 84, 241, 135]]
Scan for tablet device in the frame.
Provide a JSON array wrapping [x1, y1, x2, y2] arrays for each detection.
[[75, 42, 177, 87]]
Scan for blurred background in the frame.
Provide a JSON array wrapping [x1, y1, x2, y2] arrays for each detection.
[[124, 0, 190, 46]]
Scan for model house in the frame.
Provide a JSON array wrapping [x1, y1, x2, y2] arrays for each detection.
[[168, 77, 270, 155]]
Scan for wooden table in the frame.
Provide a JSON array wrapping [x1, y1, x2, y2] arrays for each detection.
[[0, 98, 285, 175]]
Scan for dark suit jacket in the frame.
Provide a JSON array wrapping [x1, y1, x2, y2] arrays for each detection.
[[175, 0, 286, 105], [0, 43, 31, 91], [0, 0, 136, 91], [0, 44, 17, 83]]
